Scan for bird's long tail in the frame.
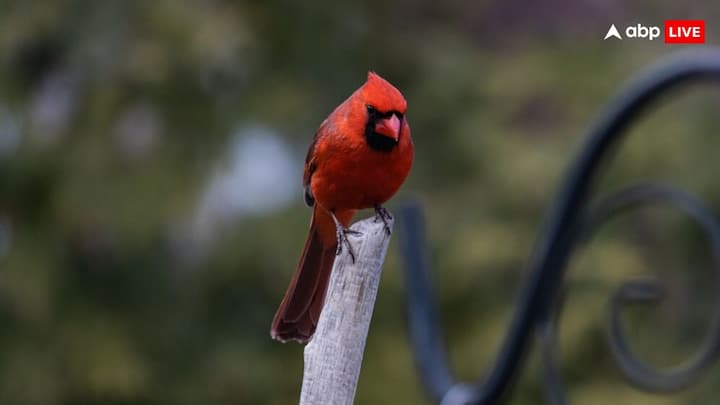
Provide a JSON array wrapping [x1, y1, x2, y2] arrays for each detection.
[[270, 206, 353, 343]]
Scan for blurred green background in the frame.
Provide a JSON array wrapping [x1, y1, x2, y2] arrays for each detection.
[[1, 1, 720, 404]]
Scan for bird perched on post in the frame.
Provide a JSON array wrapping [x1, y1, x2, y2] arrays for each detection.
[[271, 72, 414, 343]]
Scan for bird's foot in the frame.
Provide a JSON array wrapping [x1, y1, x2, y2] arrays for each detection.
[[335, 226, 362, 263], [374, 205, 393, 235], [329, 210, 362, 263]]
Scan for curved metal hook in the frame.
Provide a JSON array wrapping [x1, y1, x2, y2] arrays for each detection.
[[592, 184, 720, 392], [539, 183, 720, 404], [399, 49, 720, 405]]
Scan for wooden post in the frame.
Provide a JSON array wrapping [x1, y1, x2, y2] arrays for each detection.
[[299, 216, 393, 405]]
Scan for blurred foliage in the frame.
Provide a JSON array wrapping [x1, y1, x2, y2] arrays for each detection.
[[1, 0, 720, 404]]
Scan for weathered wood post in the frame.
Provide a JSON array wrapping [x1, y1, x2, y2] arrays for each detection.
[[299, 216, 393, 405]]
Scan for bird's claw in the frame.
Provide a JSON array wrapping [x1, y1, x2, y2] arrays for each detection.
[[374, 205, 393, 235], [335, 227, 362, 263]]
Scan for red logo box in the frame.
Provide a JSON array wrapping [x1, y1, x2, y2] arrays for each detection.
[[665, 20, 705, 44]]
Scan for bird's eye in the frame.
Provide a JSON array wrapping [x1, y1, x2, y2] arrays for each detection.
[[366, 105, 376, 115]]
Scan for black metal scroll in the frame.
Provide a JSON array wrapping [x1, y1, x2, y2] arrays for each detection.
[[398, 49, 720, 405]]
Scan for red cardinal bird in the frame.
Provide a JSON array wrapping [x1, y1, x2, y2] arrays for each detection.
[[271, 72, 413, 343]]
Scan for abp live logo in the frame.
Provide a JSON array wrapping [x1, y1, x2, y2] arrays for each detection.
[[665, 20, 705, 44], [604, 20, 706, 44]]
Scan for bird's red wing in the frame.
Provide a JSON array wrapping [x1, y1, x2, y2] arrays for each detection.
[[303, 119, 333, 206]]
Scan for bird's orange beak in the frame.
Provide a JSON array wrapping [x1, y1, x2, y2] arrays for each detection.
[[374, 114, 401, 141]]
